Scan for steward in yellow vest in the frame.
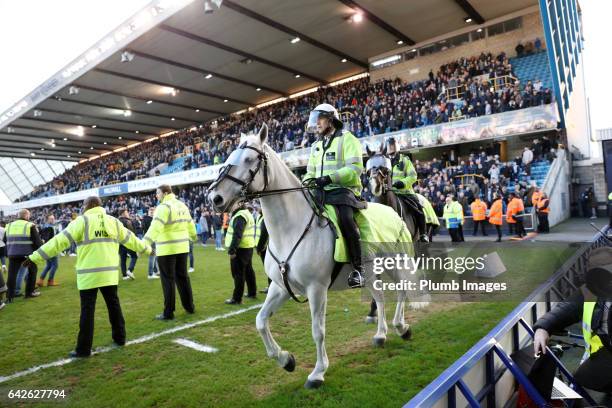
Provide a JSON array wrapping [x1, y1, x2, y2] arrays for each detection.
[[224, 203, 256, 305], [386, 137, 429, 243], [443, 196, 465, 243], [533, 247, 612, 392], [5, 208, 43, 301], [303, 103, 366, 288], [144, 185, 197, 320], [25, 196, 151, 358]]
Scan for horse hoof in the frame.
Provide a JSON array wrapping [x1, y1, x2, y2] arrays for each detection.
[[283, 354, 296, 372], [364, 315, 377, 324], [304, 379, 324, 389], [373, 337, 385, 347], [401, 327, 412, 341]]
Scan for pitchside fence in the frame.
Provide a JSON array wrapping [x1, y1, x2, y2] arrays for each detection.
[[404, 226, 610, 408]]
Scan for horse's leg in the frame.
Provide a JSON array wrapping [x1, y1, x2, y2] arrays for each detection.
[[392, 274, 412, 340], [365, 298, 377, 324], [255, 281, 294, 371], [367, 284, 388, 347], [304, 284, 329, 389]]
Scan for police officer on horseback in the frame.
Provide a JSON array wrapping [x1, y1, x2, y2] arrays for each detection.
[[386, 137, 429, 242], [304, 104, 366, 288]]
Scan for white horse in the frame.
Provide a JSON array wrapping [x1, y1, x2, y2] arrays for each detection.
[[207, 125, 417, 389]]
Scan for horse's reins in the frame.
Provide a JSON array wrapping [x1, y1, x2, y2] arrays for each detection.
[[208, 143, 320, 303]]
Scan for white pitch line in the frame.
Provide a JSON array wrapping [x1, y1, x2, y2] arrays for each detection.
[[173, 338, 219, 353], [0, 303, 262, 384]]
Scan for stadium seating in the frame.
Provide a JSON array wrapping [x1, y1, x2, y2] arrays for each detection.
[[510, 51, 553, 90]]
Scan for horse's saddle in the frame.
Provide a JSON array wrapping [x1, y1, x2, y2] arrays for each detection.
[[322, 203, 413, 263]]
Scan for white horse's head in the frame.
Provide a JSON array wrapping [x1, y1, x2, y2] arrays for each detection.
[[207, 124, 269, 212], [364, 144, 391, 197]]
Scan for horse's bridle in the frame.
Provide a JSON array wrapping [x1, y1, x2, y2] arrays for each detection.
[[208, 143, 269, 200]]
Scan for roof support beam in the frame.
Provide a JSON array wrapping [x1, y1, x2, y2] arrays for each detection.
[[0, 160, 26, 196], [0, 147, 85, 160], [30, 108, 182, 130], [0, 132, 124, 149], [27, 159, 47, 184], [44, 160, 59, 177], [336, 0, 415, 45], [0, 142, 105, 156], [95, 68, 253, 106], [128, 49, 288, 96], [158, 24, 326, 84], [49, 97, 199, 124], [453, 0, 485, 25], [1, 124, 141, 143], [221, 0, 368, 68], [11, 158, 35, 189], [17, 118, 154, 138], [74, 84, 225, 115]]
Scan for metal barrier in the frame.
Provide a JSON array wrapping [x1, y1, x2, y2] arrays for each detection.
[[405, 226, 610, 408]]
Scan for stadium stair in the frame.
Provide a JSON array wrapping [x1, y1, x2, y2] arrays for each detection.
[[507, 160, 551, 193], [509, 52, 552, 90]]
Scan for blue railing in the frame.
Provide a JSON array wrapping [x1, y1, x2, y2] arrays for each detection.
[[405, 226, 609, 408]]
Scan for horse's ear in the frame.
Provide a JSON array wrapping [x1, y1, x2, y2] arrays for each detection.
[[366, 145, 372, 157], [259, 123, 268, 144]]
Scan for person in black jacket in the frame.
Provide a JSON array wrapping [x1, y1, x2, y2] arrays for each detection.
[[533, 247, 612, 393], [142, 207, 158, 279], [4, 209, 43, 302], [37, 214, 60, 286], [118, 209, 138, 280], [256, 215, 270, 294]]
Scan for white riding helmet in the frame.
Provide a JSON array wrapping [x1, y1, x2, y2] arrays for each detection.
[[306, 103, 343, 133]]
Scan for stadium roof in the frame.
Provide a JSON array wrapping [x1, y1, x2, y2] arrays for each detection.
[[0, 0, 536, 201]]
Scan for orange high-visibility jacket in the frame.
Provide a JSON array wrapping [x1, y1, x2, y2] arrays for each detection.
[[489, 200, 503, 225], [537, 198, 550, 214], [506, 197, 525, 223], [470, 199, 488, 221]]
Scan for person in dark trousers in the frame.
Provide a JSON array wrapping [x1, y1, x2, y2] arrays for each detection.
[[533, 247, 612, 393], [536, 192, 550, 233], [118, 209, 138, 280], [4, 208, 42, 302], [144, 185, 197, 320], [37, 214, 60, 286], [225, 203, 256, 305], [256, 213, 270, 294], [24, 196, 151, 358], [142, 207, 158, 278]]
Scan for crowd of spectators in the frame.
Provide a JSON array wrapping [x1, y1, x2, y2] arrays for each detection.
[[17, 48, 554, 202]]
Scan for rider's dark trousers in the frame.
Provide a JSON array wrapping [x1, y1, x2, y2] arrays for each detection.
[[337, 205, 362, 267]]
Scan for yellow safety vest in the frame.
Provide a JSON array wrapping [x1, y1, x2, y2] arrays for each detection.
[[29, 206, 149, 290], [443, 201, 464, 229], [392, 155, 417, 194], [304, 130, 363, 195], [582, 302, 605, 356], [6, 219, 34, 256], [225, 209, 255, 249], [144, 193, 197, 256], [254, 214, 265, 245]]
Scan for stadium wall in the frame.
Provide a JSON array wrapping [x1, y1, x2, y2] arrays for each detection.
[[370, 9, 544, 83]]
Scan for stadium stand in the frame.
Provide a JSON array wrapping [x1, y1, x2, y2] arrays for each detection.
[[15, 49, 554, 203]]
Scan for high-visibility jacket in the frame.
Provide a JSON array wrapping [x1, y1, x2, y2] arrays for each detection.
[[506, 197, 524, 223], [225, 209, 255, 249], [531, 191, 542, 207], [144, 193, 197, 256], [29, 206, 150, 290], [392, 155, 417, 194], [488, 200, 503, 225], [5, 219, 35, 256], [537, 198, 550, 214], [470, 199, 487, 221], [582, 302, 604, 356], [254, 213, 265, 245], [304, 129, 363, 196], [416, 193, 439, 226], [443, 201, 464, 229]]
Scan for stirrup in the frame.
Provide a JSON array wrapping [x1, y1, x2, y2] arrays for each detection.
[[348, 269, 365, 289], [419, 234, 429, 243]]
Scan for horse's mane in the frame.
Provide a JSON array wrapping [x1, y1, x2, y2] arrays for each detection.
[[261, 142, 301, 186]]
